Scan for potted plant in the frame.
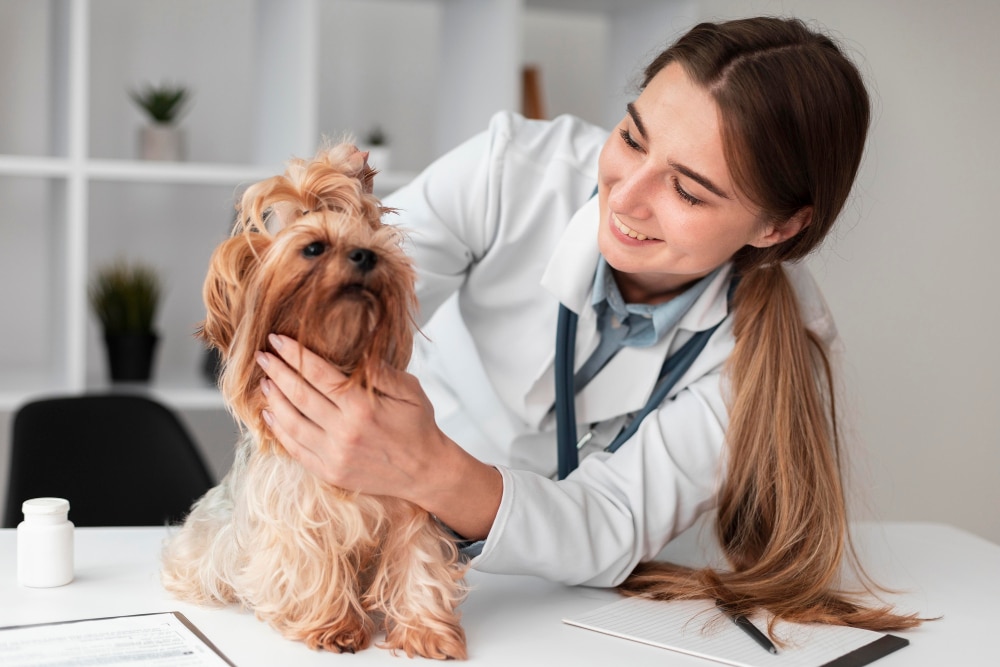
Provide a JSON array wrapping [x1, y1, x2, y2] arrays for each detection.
[[359, 124, 391, 172], [129, 81, 191, 161], [89, 259, 163, 382]]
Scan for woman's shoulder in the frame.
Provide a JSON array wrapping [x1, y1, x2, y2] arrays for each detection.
[[485, 111, 609, 172]]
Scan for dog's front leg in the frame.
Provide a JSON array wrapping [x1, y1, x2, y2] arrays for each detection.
[[236, 457, 378, 654], [368, 505, 468, 660], [161, 478, 241, 605]]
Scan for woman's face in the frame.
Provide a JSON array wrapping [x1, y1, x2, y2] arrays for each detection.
[[597, 62, 783, 303]]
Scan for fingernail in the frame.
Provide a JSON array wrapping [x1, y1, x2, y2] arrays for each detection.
[[259, 378, 270, 396], [268, 333, 284, 350], [262, 409, 274, 426], [255, 351, 269, 369]]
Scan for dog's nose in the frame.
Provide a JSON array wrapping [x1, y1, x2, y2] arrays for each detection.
[[347, 248, 378, 273]]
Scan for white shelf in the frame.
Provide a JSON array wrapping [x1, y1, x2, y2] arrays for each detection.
[[0, 156, 72, 177], [84, 159, 279, 185], [85, 158, 418, 195], [0, 0, 657, 411], [0, 155, 417, 190], [0, 0, 436, 409]]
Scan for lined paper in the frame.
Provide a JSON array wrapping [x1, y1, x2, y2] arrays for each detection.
[[565, 598, 905, 667]]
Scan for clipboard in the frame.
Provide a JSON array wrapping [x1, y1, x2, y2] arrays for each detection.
[[0, 611, 235, 666], [564, 597, 908, 667]]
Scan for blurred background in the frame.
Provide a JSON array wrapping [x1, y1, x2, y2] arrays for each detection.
[[0, 0, 996, 544]]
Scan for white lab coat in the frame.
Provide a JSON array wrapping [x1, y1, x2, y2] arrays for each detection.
[[384, 112, 839, 587]]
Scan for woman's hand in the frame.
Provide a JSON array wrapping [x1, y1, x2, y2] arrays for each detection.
[[255, 333, 502, 540]]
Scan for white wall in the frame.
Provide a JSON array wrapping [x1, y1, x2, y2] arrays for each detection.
[[522, 8, 608, 126], [316, 0, 444, 170]]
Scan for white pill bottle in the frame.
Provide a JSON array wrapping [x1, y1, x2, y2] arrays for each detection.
[[17, 497, 75, 587]]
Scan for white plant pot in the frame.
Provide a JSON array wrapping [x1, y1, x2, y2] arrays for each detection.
[[138, 125, 186, 161], [360, 145, 391, 172]]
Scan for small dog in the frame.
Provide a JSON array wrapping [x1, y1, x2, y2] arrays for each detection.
[[161, 144, 468, 659]]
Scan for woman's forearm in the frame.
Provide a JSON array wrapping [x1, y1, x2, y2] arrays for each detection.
[[408, 430, 503, 542], [258, 334, 502, 540]]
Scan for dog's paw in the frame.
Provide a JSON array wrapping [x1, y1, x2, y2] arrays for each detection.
[[306, 623, 374, 654], [383, 623, 468, 661]]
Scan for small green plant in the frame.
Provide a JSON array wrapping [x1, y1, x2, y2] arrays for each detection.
[[89, 260, 162, 334], [129, 82, 190, 125]]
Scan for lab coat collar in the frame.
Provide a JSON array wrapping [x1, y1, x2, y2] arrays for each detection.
[[572, 264, 733, 424], [675, 262, 733, 333], [529, 196, 735, 427], [540, 194, 601, 314]]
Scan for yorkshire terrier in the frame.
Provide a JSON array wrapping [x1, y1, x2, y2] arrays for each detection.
[[161, 144, 468, 659]]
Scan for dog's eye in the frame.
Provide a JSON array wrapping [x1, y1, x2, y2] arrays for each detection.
[[302, 241, 327, 258]]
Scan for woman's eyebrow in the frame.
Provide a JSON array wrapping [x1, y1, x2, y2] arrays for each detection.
[[669, 161, 731, 200], [626, 102, 647, 138], [627, 102, 731, 200]]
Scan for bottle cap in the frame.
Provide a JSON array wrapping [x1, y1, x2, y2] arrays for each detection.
[[22, 497, 70, 516]]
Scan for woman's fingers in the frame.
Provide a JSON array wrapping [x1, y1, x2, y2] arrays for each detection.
[[259, 334, 364, 437], [255, 350, 328, 452], [266, 333, 349, 398], [264, 333, 397, 431], [259, 380, 323, 467], [255, 334, 375, 487]]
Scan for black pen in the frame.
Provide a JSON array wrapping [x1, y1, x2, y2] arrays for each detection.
[[716, 600, 778, 655]]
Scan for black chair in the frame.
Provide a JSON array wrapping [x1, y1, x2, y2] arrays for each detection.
[[3, 393, 215, 528]]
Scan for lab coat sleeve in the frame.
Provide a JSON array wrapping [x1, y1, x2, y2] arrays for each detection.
[[470, 367, 729, 587], [467, 264, 841, 587]]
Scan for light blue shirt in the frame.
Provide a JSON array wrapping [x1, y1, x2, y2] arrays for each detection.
[[573, 259, 721, 391]]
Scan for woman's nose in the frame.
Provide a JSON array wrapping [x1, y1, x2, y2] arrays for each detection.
[[607, 168, 653, 219]]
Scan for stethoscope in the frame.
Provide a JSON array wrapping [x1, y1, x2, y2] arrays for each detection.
[[554, 284, 734, 480]]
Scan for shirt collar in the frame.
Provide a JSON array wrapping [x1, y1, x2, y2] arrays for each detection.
[[590, 258, 722, 348]]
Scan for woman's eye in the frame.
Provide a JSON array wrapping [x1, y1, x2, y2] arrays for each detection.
[[619, 127, 641, 150], [673, 178, 703, 206]]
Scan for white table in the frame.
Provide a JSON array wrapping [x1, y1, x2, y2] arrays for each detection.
[[1, 523, 997, 665]]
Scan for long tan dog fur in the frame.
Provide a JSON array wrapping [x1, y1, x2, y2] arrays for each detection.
[[160, 144, 468, 659]]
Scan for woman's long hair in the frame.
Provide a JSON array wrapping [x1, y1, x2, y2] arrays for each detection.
[[617, 17, 922, 634]]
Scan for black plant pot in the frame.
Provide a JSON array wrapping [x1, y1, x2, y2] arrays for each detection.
[[103, 332, 159, 382]]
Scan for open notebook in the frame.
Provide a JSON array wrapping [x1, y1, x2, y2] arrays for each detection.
[[564, 597, 908, 667]]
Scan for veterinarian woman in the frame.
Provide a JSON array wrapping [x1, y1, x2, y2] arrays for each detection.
[[257, 17, 919, 630]]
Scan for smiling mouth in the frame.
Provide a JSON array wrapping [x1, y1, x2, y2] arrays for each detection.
[[613, 215, 661, 242]]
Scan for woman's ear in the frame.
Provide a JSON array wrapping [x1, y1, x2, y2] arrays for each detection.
[[748, 206, 813, 248]]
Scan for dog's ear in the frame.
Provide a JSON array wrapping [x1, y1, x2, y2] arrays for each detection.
[[199, 232, 271, 356]]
